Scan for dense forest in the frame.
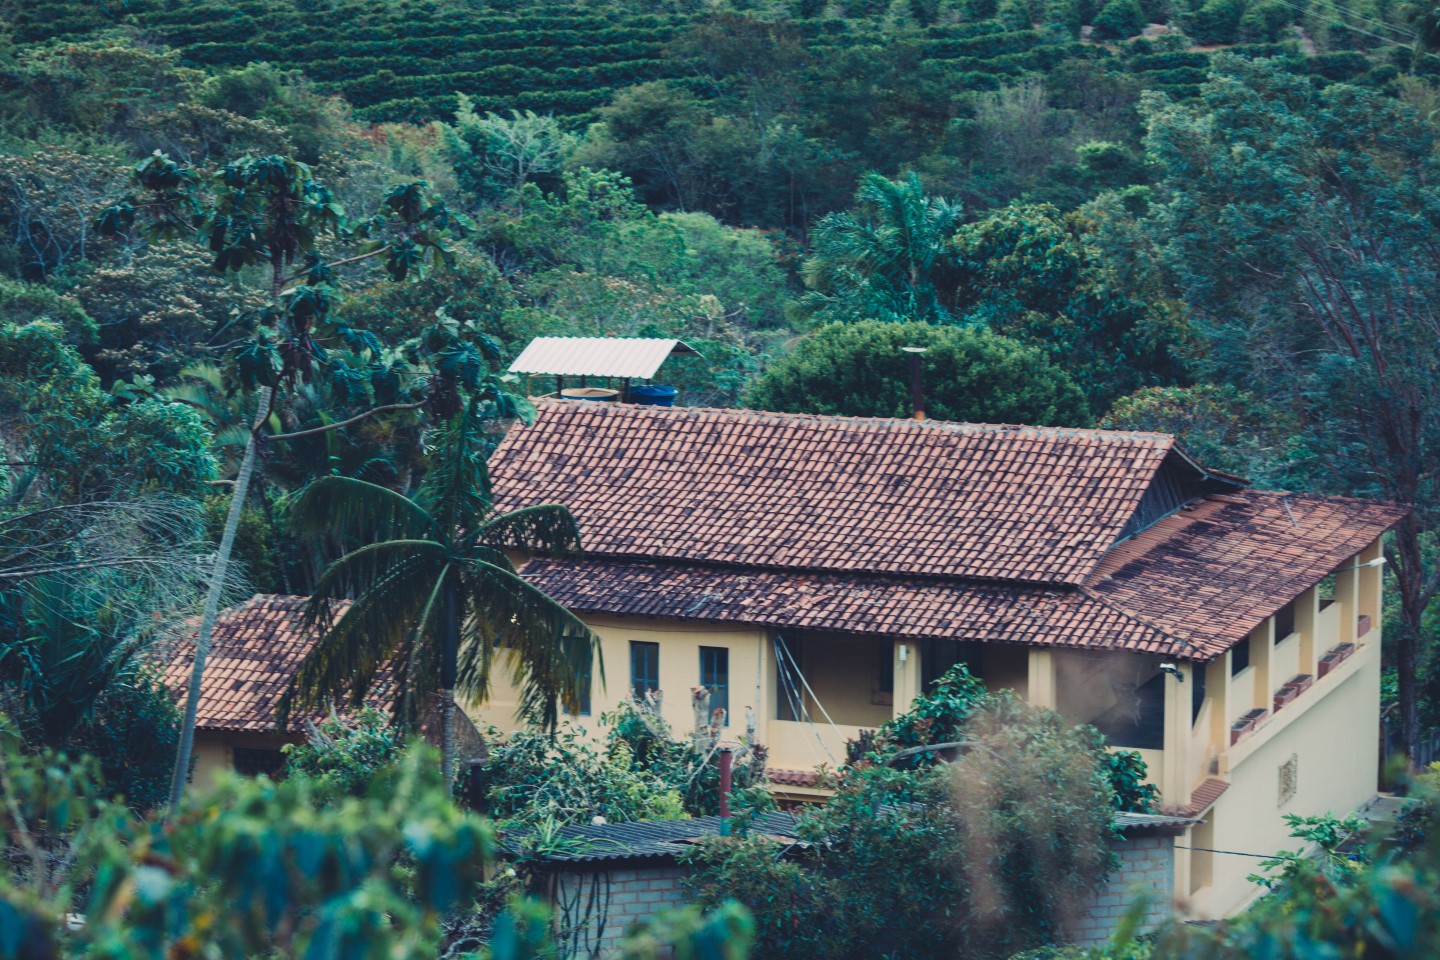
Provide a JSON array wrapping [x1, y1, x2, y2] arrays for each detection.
[[4, 0, 1440, 955], [9, 0, 1439, 756]]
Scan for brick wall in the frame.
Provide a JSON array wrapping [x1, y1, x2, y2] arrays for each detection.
[[553, 863, 691, 958], [1067, 833, 1176, 946]]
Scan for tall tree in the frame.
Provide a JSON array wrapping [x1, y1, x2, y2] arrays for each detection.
[[794, 172, 964, 325], [96, 152, 472, 809], [279, 399, 600, 784], [1143, 57, 1440, 758]]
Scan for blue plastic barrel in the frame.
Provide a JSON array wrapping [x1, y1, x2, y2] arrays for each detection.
[[629, 384, 678, 406]]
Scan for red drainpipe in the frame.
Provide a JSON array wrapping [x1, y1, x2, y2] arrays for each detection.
[[718, 746, 734, 835]]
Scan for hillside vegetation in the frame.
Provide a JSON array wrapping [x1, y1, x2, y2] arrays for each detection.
[[2, 0, 1440, 852]]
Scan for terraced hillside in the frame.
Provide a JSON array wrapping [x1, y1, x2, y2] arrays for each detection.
[[10, 0, 1423, 126]]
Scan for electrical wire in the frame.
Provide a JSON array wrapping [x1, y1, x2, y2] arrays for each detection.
[[773, 635, 838, 766], [1254, 0, 1422, 49]]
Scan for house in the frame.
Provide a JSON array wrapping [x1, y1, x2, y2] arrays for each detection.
[[160, 594, 405, 789], [481, 399, 1406, 920], [160, 596, 330, 788]]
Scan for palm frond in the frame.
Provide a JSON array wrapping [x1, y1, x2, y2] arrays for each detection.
[[287, 476, 437, 549], [472, 503, 583, 555], [453, 560, 600, 733], [418, 406, 492, 536], [300, 539, 449, 635], [280, 555, 446, 727]]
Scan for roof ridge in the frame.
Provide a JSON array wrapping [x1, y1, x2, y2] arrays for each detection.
[[529, 397, 1178, 446], [528, 554, 1081, 590]]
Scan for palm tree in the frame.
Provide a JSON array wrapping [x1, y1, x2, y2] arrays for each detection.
[[278, 401, 600, 783], [794, 170, 961, 325], [795, 172, 964, 326]]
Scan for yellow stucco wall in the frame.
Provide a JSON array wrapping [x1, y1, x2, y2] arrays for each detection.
[[1185, 636, 1380, 919], [474, 615, 770, 738], [188, 730, 296, 792]]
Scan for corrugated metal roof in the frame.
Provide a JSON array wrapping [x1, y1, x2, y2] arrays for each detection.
[[503, 812, 802, 865], [1114, 811, 1202, 832], [508, 337, 700, 379]]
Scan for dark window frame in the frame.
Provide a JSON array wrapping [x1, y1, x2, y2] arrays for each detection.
[[630, 641, 660, 700], [1231, 637, 1251, 676], [699, 646, 729, 722], [232, 747, 285, 778], [1274, 601, 1296, 641]]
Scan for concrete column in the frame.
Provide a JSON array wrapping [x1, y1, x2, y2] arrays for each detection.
[[753, 628, 771, 743], [893, 640, 924, 719], [1336, 554, 1359, 646], [1028, 648, 1057, 709], [1206, 657, 1230, 759], [1160, 666, 1189, 807], [1295, 586, 1320, 677], [1358, 540, 1383, 640], [1251, 619, 1274, 712]]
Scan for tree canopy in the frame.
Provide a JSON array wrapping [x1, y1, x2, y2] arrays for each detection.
[[745, 320, 1092, 426]]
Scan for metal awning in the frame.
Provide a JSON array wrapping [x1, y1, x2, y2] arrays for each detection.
[[507, 337, 701, 379]]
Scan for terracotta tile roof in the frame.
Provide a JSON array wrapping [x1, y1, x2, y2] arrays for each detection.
[[768, 768, 826, 787], [160, 594, 384, 733], [490, 401, 1176, 586], [1165, 777, 1230, 817], [1085, 492, 1409, 658], [521, 558, 1191, 657]]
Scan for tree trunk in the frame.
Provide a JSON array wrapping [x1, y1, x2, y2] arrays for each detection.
[[168, 385, 273, 812], [439, 576, 460, 792]]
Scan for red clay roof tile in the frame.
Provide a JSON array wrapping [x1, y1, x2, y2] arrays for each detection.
[[490, 401, 1175, 586], [160, 595, 386, 732]]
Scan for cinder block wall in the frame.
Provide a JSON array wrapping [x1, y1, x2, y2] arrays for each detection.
[[1068, 833, 1176, 946], [554, 864, 691, 958]]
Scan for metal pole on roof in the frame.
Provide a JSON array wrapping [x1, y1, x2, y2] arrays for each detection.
[[902, 346, 927, 420]]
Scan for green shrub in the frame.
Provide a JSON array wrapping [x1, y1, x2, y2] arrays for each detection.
[[744, 321, 1092, 427], [1092, 0, 1148, 39], [1186, 0, 1245, 44]]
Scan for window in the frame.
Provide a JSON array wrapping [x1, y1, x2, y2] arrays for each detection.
[[630, 641, 660, 700], [1231, 637, 1251, 676], [1275, 601, 1296, 642], [699, 647, 729, 721], [1191, 661, 1207, 725], [233, 748, 285, 778], [574, 654, 593, 717], [872, 642, 894, 705]]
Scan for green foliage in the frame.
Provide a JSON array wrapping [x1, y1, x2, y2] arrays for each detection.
[[851, 662, 988, 764], [686, 696, 1118, 960], [281, 401, 598, 774], [1101, 383, 1304, 483], [1186, 0, 1246, 43], [1096, 745, 1161, 813], [0, 278, 95, 344], [605, 700, 774, 818], [744, 320, 1092, 427], [851, 663, 1157, 811], [1092, 0, 1149, 39], [794, 172, 964, 325], [0, 320, 217, 499], [0, 739, 491, 958], [1143, 56, 1440, 755], [282, 707, 406, 798], [1246, 812, 1369, 890], [951, 202, 1196, 407], [471, 724, 688, 832]]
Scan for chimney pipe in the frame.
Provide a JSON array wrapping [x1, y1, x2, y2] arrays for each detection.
[[718, 746, 734, 835], [902, 346, 928, 420]]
